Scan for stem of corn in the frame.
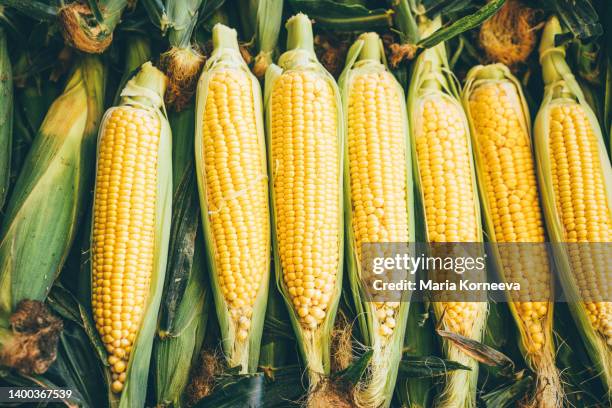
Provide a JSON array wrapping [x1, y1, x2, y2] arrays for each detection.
[[285, 14, 315, 54]]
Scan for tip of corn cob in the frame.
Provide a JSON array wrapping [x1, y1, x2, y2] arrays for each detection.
[[285, 14, 315, 54], [120, 62, 168, 109], [478, 0, 540, 69], [212, 23, 241, 52], [355, 32, 382, 62], [539, 17, 565, 62], [468, 63, 507, 81], [159, 46, 204, 112], [59, 3, 112, 54], [0, 300, 63, 376]]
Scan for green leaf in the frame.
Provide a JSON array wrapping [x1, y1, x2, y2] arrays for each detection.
[[158, 164, 199, 333], [85, 0, 104, 23], [417, 0, 506, 49], [481, 374, 533, 408], [547, 0, 602, 42], [333, 349, 372, 385], [399, 355, 471, 378], [193, 374, 265, 407], [287, 0, 393, 30], [46, 314, 109, 407], [436, 328, 514, 369], [140, 0, 167, 31], [0, 0, 58, 21]]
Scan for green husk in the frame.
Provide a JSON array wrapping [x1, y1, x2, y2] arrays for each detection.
[[287, 0, 393, 31], [0, 56, 105, 322], [59, 0, 129, 53], [259, 280, 293, 371], [534, 16, 612, 400], [113, 35, 152, 105], [91, 62, 172, 408], [153, 0, 206, 111], [338, 32, 414, 408], [406, 18, 487, 408], [155, 104, 209, 407], [0, 28, 12, 211], [241, 0, 284, 79], [462, 63, 562, 408], [263, 12, 344, 390], [194, 24, 269, 374], [395, 301, 436, 408]]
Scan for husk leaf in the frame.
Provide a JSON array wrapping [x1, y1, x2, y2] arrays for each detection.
[[0, 56, 105, 321]]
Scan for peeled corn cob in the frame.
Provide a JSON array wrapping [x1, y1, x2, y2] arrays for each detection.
[[535, 17, 612, 397], [463, 63, 562, 408], [195, 23, 270, 374], [407, 20, 487, 408], [0, 56, 104, 319], [91, 62, 172, 406], [265, 13, 344, 384], [339, 32, 413, 408]]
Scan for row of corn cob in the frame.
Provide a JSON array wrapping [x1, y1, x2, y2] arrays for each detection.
[[0, 8, 610, 408]]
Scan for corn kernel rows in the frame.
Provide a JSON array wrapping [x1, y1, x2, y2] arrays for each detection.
[[348, 71, 409, 338], [548, 103, 612, 345], [203, 69, 270, 342], [415, 95, 480, 335], [92, 107, 160, 393], [270, 70, 340, 330], [468, 82, 550, 352]]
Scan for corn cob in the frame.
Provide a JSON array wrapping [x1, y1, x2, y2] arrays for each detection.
[[463, 63, 562, 408], [0, 28, 12, 211], [264, 13, 344, 384], [535, 17, 612, 397], [59, 0, 129, 53], [407, 20, 487, 408], [91, 62, 172, 406], [0, 56, 104, 320], [195, 24, 270, 374], [339, 32, 413, 408]]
